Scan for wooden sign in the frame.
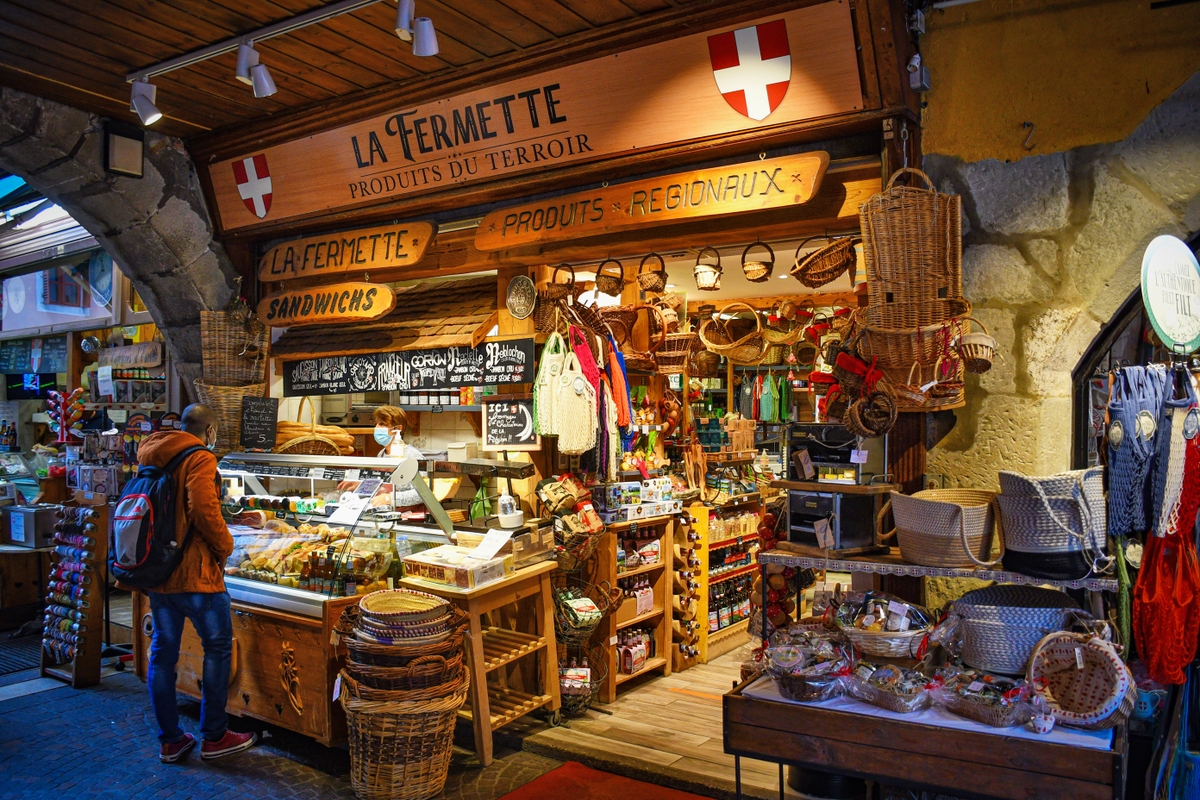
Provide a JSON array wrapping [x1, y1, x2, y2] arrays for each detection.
[[208, 3, 861, 231], [239, 396, 279, 450], [257, 222, 435, 282], [482, 398, 539, 452], [475, 152, 828, 251], [257, 282, 395, 327], [98, 341, 163, 369], [281, 338, 535, 396]]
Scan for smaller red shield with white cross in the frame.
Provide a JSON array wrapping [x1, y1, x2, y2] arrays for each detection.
[[707, 20, 792, 121], [232, 154, 272, 219]]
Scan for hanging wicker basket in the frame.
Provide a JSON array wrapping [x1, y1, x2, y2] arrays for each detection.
[[594, 257, 625, 296], [693, 246, 722, 291], [855, 300, 972, 369], [542, 263, 576, 300], [892, 362, 929, 408], [276, 396, 343, 456], [958, 317, 997, 374], [790, 236, 860, 288], [200, 306, 269, 385], [193, 380, 266, 457], [1027, 632, 1135, 730], [637, 253, 669, 293], [741, 240, 775, 283], [698, 302, 768, 365], [844, 387, 897, 438]]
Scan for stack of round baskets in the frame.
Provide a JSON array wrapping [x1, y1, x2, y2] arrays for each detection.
[[888, 489, 1004, 568], [954, 585, 1080, 676], [196, 307, 269, 457], [337, 589, 469, 800]]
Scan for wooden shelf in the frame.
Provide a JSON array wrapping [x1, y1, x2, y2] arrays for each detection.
[[617, 560, 666, 579], [706, 450, 755, 464], [708, 493, 762, 511], [606, 514, 674, 532], [709, 617, 751, 643], [480, 626, 546, 672], [617, 606, 664, 630], [460, 688, 552, 731], [709, 563, 758, 584], [615, 656, 668, 684], [709, 532, 759, 550]]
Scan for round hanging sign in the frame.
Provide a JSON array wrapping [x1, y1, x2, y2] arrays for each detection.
[[1141, 235, 1200, 354]]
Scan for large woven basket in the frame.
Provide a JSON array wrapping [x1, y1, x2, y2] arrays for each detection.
[[346, 652, 464, 692], [1027, 632, 1135, 730], [698, 302, 768, 365], [200, 308, 269, 385], [997, 468, 1107, 556], [790, 236, 859, 288], [276, 396, 342, 457], [838, 623, 930, 659], [656, 328, 702, 375], [340, 676, 468, 800], [860, 168, 963, 307], [192, 380, 266, 457], [889, 489, 1003, 568], [855, 300, 971, 369], [956, 585, 1080, 675]]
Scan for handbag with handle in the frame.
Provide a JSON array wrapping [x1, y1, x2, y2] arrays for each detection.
[[533, 331, 566, 437], [554, 351, 597, 454]]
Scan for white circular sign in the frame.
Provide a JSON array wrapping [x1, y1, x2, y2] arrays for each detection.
[[1141, 235, 1200, 354]]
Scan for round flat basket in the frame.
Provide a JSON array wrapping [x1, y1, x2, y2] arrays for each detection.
[[838, 624, 930, 659], [359, 589, 450, 623]]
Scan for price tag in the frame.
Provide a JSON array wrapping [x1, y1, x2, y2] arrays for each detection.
[[967, 681, 985, 692], [469, 528, 514, 561], [332, 675, 342, 701], [431, 405, 443, 413], [308, 467, 324, 479], [344, 469, 361, 481], [1075, 647, 1085, 670], [813, 517, 834, 549], [851, 449, 868, 464], [356, 478, 383, 497], [641, 425, 649, 434]]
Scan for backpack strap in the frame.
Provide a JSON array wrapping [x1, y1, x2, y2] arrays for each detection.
[[162, 444, 212, 476]]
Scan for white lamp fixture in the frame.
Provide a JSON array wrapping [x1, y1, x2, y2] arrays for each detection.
[[395, 0, 415, 41], [235, 41, 260, 84], [129, 78, 162, 126], [250, 63, 277, 98], [412, 16, 438, 57]]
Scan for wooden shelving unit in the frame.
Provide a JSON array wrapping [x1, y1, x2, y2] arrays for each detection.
[[591, 514, 674, 703], [687, 500, 762, 664]]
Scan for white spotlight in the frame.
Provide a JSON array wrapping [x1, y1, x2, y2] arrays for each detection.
[[412, 17, 438, 57], [235, 41, 260, 85], [250, 63, 277, 98], [129, 78, 162, 126], [395, 0, 415, 41]]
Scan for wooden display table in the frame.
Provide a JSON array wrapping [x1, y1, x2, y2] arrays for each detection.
[[402, 559, 559, 766], [724, 677, 1127, 800]]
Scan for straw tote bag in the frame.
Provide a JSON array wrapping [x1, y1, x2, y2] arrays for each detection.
[[554, 351, 597, 454], [534, 331, 566, 437]]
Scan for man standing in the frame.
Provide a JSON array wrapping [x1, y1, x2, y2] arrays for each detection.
[[138, 404, 256, 763]]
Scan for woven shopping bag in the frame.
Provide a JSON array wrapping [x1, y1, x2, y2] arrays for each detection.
[[533, 331, 566, 437], [554, 351, 597, 454]]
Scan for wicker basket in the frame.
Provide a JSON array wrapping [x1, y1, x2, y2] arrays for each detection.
[[741, 240, 775, 283], [889, 489, 1003, 568], [693, 246, 722, 291], [939, 691, 1029, 728], [344, 610, 469, 667], [559, 644, 608, 717], [595, 258, 624, 295], [200, 307, 269, 385], [656, 327, 702, 376], [542, 263, 576, 300], [553, 577, 615, 645], [768, 667, 845, 702], [1027, 632, 1135, 730], [847, 676, 930, 713], [346, 652, 464, 691], [340, 676, 468, 800], [699, 302, 768, 365], [839, 624, 930, 659], [956, 586, 1081, 675], [637, 253, 668, 293], [958, 317, 997, 374], [891, 362, 929, 408], [844, 388, 897, 438], [276, 396, 342, 456], [790, 236, 859, 288], [860, 168, 962, 307], [533, 296, 564, 334], [192, 380, 266, 457], [855, 300, 972, 369]]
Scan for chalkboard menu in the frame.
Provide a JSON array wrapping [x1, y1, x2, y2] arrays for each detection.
[[282, 339, 535, 397], [482, 398, 539, 451], [240, 396, 279, 449], [0, 337, 69, 374]]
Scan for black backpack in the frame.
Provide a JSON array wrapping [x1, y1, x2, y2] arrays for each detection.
[[110, 445, 210, 589]]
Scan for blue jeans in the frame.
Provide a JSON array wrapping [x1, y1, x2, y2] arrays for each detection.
[[147, 591, 233, 744]]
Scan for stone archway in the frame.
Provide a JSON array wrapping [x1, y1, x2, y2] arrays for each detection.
[[922, 71, 1200, 488], [0, 87, 239, 396]]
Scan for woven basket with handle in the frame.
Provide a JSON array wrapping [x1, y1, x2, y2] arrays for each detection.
[[698, 302, 768, 365], [740, 240, 775, 283], [839, 623, 930, 659], [542, 263, 576, 300], [790, 235, 860, 288], [193, 380, 266, 457], [958, 316, 997, 374], [1027, 631, 1135, 730], [887, 489, 1004, 569], [594, 257, 624, 295], [956, 585, 1081, 675], [693, 246, 722, 291], [637, 253, 668, 293], [277, 396, 342, 456], [200, 307, 269, 385], [855, 299, 972, 369]]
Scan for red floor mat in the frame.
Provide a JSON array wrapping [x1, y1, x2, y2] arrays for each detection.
[[498, 761, 709, 800]]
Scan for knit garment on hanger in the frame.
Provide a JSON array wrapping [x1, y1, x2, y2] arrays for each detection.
[[760, 373, 778, 422], [738, 377, 753, 419]]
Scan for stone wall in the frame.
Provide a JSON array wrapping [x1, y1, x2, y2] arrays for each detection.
[[0, 88, 239, 396], [921, 70, 1200, 488]]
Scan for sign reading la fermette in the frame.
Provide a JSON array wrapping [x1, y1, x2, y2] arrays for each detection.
[[209, 2, 862, 231], [475, 152, 828, 251], [258, 221, 434, 282]]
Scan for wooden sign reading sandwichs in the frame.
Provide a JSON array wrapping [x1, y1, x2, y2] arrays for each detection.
[[258, 222, 435, 282], [257, 282, 395, 327]]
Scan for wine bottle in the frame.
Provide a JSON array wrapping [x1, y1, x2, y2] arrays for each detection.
[[672, 594, 696, 621]]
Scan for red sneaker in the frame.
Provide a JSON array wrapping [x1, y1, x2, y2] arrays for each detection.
[[160, 733, 196, 763], [200, 730, 258, 760]]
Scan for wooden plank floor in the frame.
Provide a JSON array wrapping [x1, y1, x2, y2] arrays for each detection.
[[524, 653, 804, 799]]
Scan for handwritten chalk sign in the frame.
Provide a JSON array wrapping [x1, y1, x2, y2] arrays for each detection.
[[482, 398, 539, 452], [240, 396, 279, 449]]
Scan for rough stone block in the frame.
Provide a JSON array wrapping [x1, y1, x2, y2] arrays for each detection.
[[32, 100, 91, 157], [964, 153, 1070, 234], [1120, 70, 1200, 207], [1023, 307, 1080, 397], [109, 160, 166, 224], [1024, 238, 1060, 282], [962, 244, 1052, 305], [0, 89, 39, 142], [150, 195, 214, 268]]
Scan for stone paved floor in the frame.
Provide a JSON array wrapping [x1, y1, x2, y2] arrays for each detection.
[[0, 668, 559, 800]]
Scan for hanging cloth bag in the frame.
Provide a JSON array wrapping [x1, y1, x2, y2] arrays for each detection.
[[534, 331, 566, 437], [1107, 365, 1167, 538], [555, 350, 598, 455]]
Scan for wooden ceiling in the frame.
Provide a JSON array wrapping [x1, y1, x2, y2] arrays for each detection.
[[0, 0, 686, 138]]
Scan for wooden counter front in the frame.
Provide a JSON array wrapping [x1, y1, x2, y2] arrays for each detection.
[[133, 591, 358, 747]]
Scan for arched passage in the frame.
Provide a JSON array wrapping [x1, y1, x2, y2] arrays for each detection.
[[0, 87, 239, 395]]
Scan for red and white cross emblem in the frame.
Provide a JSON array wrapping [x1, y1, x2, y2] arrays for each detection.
[[232, 154, 272, 219], [707, 21, 792, 121]]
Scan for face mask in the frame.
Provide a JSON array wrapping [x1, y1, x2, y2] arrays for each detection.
[[373, 425, 394, 446], [206, 429, 217, 451]]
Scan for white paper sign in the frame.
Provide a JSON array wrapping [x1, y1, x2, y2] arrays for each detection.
[[97, 366, 114, 398], [328, 495, 368, 525], [469, 528, 514, 561], [1142, 235, 1200, 354], [813, 517, 834, 549], [851, 449, 868, 464]]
